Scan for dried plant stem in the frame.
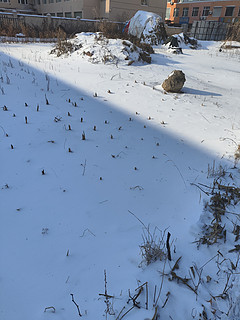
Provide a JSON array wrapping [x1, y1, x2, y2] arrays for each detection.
[[70, 293, 82, 317], [128, 210, 148, 231], [152, 306, 158, 320], [154, 257, 167, 307], [166, 232, 171, 261], [116, 306, 126, 320], [118, 306, 134, 320], [44, 306, 56, 313]]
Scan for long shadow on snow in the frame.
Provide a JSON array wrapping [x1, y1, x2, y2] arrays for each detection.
[[0, 49, 230, 253]]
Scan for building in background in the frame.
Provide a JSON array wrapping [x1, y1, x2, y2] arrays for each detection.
[[0, 0, 35, 14], [165, 0, 240, 25], [0, 0, 167, 21]]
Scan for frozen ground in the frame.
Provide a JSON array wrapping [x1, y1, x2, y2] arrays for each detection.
[[1, 35, 240, 320]]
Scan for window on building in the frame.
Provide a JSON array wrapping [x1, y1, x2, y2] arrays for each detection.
[[165, 7, 171, 19], [42, 0, 47, 4], [212, 7, 222, 17], [173, 8, 179, 17], [65, 12, 72, 18], [141, 0, 148, 5], [192, 7, 199, 17], [74, 11, 82, 18], [57, 12, 63, 17], [182, 7, 189, 17], [56, 0, 61, 2], [238, 7, 240, 16], [225, 6, 235, 17], [49, 0, 54, 3], [50, 13, 55, 16], [202, 6, 210, 16]]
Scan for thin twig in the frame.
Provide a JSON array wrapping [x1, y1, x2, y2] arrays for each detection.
[[190, 183, 210, 196], [119, 306, 134, 320], [154, 258, 167, 307], [152, 306, 158, 320], [162, 291, 170, 308], [166, 232, 171, 261], [153, 285, 157, 307], [128, 210, 148, 231], [70, 293, 82, 317], [165, 158, 187, 188], [199, 253, 219, 270], [44, 306, 56, 313], [116, 306, 126, 320], [81, 159, 87, 176]]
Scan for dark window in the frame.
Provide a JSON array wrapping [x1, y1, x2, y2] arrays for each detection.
[[225, 7, 235, 17], [74, 11, 82, 18], [202, 6, 210, 16], [192, 7, 199, 17], [141, 0, 148, 5], [65, 12, 72, 18], [173, 8, 179, 17], [182, 7, 189, 17]]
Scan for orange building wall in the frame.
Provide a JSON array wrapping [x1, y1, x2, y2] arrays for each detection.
[[166, 0, 240, 25]]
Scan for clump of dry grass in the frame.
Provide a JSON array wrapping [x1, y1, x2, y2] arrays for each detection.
[[140, 227, 167, 265], [197, 176, 240, 246], [97, 20, 124, 39], [50, 39, 82, 56], [226, 20, 240, 42]]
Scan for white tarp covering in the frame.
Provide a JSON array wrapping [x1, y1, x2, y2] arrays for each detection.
[[128, 10, 162, 39]]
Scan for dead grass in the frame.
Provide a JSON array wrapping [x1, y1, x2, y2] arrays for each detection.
[[50, 39, 82, 57], [0, 20, 67, 40], [140, 227, 167, 266], [226, 20, 240, 42]]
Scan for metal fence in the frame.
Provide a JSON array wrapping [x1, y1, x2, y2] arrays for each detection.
[[190, 20, 228, 41]]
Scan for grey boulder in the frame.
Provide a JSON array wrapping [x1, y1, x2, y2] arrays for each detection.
[[162, 70, 186, 93]]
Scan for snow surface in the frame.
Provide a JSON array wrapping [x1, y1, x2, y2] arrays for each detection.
[[0, 35, 240, 320]]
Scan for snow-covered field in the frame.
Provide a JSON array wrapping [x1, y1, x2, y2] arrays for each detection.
[[1, 34, 240, 320]]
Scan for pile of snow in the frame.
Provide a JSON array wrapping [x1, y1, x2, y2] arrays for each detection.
[[127, 10, 165, 44], [51, 32, 152, 64], [163, 32, 199, 53]]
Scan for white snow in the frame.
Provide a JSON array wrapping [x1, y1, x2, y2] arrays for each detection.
[[1, 35, 240, 320], [128, 10, 162, 40]]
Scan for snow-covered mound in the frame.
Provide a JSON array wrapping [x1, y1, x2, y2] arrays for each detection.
[[163, 32, 199, 53], [50, 32, 152, 64], [127, 10, 165, 44]]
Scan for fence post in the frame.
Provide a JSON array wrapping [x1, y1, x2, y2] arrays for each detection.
[[46, 13, 52, 25], [12, 10, 18, 20]]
